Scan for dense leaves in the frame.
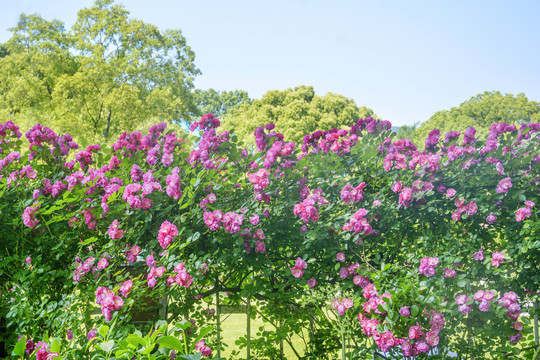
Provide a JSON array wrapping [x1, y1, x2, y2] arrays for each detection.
[[400, 91, 540, 147], [220, 85, 375, 145], [0, 0, 199, 147]]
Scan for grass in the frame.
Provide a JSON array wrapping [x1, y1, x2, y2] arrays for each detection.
[[215, 310, 308, 359]]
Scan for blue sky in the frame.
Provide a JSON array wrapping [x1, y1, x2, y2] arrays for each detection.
[[1, 0, 539, 127]]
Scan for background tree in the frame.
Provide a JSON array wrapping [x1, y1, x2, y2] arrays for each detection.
[[187, 88, 251, 122], [220, 85, 375, 145], [405, 91, 540, 146], [0, 0, 199, 146]]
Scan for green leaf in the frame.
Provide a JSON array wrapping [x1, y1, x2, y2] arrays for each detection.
[[157, 336, 184, 351], [411, 305, 419, 317], [98, 324, 110, 338], [139, 343, 156, 355], [49, 338, 61, 353], [180, 353, 202, 360], [12, 336, 25, 357], [125, 334, 147, 348], [99, 340, 115, 353]]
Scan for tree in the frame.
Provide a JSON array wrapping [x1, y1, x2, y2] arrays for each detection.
[[408, 91, 540, 147], [220, 85, 375, 145], [0, 0, 199, 146], [187, 88, 251, 122]]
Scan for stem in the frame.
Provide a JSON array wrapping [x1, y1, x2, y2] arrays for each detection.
[[183, 329, 188, 355], [341, 318, 346, 360]]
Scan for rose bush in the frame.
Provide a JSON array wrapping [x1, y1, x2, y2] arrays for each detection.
[[0, 113, 539, 359]]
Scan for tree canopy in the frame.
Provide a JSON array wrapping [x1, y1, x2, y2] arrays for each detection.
[[0, 0, 199, 146], [220, 85, 375, 145], [405, 91, 540, 146], [187, 88, 251, 123]]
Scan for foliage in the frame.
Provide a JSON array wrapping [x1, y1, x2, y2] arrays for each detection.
[[0, 0, 199, 147], [0, 112, 539, 359], [408, 91, 540, 147], [220, 85, 375, 145], [185, 89, 251, 123]]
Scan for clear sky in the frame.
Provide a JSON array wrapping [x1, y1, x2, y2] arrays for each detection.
[[1, 0, 539, 127]]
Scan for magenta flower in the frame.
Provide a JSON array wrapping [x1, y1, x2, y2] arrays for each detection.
[[458, 304, 472, 315], [515, 207, 532, 222], [254, 240, 266, 253], [203, 210, 223, 231], [87, 328, 97, 340], [363, 283, 378, 299], [119, 280, 133, 297], [513, 321, 524, 331], [97, 258, 109, 270], [295, 257, 307, 269], [473, 248, 484, 261], [335, 252, 346, 262], [443, 267, 456, 278], [491, 251, 505, 268], [353, 275, 370, 288], [478, 299, 490, 312], [416, 341, 430, 354], [408, 323, 424, 340], [66, 330, 73, 340], [426, 331, 439, 347], [108, 219, 124, 240], [307, 277, 317, 288], [375, 331, 397, 352], [22, 203, 40, 228], [446, 188, 456, 197], [158, 220, 178, 249], [496, 177, 512, 194], [419, 257, 439, 277], [291, 267, 304, 278], [391, 181, 402, 193], [474, 290, 485, 301], [455, 294, 469, 305], [486, 213, 497, 224], [24, 256, 32, 265], [249, 213, 260, 226], [399, 306, 411, 317], [509, 333, 523, 344], [194, 340, 212, 357]]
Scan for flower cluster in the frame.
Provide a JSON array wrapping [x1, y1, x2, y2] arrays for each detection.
[[166, 167, 182, 200], [108, 219, 124, 240], [147, 266, 166, 287], [189, 114, 230, 169], [498, 292, 521, 320], [331, 298, 354, 316], [340, 182, 366, 204], [491, 251, 505, 268], [124, 245, 141, 264], [342, 208, 372, 235], [96, 287, 124, 321], [72, 256, 95, 282], [294, 188, 328, 223], [515, 200, 535, 222], [452, 197, 478, 221], [75, 144, 100, 170], [158, 221, 178, 249], [474, 290, 495, 312], [419, 257, 439, 277], [194, 339, 212, 357], [167, 262, 193, 288], [291, 257, 307, 278], [22, 202, 40, 228]]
